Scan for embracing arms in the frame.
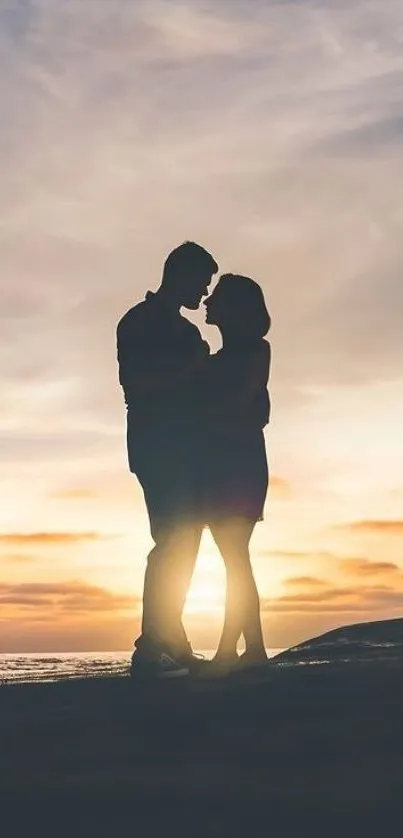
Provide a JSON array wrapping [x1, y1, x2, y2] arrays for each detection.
[[201, 341, 271, 424], [117, 316, 209, 402]]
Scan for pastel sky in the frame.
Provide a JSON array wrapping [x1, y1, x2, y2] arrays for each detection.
[[1, 0, 403, 652]]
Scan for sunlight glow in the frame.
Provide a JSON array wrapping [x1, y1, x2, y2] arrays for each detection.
[[184, 579, 225, 614]]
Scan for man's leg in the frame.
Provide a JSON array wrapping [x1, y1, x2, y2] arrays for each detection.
[[139, 516, 203, 659], [131, 432, 203, 667]]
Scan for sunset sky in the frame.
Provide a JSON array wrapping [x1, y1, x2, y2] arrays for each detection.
[[1, 0, 403, 653]]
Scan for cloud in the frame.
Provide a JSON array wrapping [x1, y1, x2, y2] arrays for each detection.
[[1, 553, 37, 564], [321, 113, 403, 158], [341, 558, 401, 575], [0, 430, 121, 466], [0, 580, 137, 613], [0, 531, 108, 545], [262, 583, 403, 614], [48, 473, 135, 501], [284, 576, 329, 588], [268, 476, 293, 500], [258, 549, 336, 561], [332, 520, 403, 535], [297, 260, 403, 385], [50, 488, 99, 500], [140, 2, 264, 60], [1, 0, 403, 443], [276, 586, 366, 604]]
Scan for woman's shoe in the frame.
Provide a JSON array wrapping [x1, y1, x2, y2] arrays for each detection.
[[197, 654, 239, 680], [235, 651, 269, 674]]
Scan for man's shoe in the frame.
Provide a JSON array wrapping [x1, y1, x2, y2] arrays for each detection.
[[130, 651, 190, 681]]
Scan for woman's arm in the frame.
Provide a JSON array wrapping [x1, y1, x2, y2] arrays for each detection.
[[203, 341, 271, 421]]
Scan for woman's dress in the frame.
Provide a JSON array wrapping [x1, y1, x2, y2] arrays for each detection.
[[201, 340, 270, 524]]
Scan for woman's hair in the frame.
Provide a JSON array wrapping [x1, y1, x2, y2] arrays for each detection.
[[217, 274, 271, 339]]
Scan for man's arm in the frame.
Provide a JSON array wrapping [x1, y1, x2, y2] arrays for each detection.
[[117, 320, 209, 397]]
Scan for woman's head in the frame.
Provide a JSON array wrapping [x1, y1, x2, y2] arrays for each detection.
[[204, 274, 271, 341]]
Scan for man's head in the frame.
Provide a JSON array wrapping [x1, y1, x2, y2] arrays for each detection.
[[161, 241, 218, 309]]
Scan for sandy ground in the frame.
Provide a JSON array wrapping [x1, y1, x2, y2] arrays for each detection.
[[1, 659, 403, 836]]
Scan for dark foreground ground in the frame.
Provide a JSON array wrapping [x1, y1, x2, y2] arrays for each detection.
[[1, 653, 403, 837]]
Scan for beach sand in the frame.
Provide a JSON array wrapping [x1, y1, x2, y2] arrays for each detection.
[[1, 656, 402, 837]]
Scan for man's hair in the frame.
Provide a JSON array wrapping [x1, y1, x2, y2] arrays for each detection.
[[162, 241, 218, 284]]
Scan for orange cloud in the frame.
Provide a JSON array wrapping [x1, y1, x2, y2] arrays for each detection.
[[268, 476, 293, 500], [262, 584, 403, 614], [258, 549, 336, 561], [0, 531, 114, 545], [50, 489, 99, 500], [284, 576, 329, 588], [49, 476, 135, 503], [2, 553, 37, 563], [0, 581, 137, 613], [341, 559, 401, 575], [332, 520, 403, 535], [276, 586, 363, 604]]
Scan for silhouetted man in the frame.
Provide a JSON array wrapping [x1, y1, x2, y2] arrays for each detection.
[[117, 242, 218, 679]]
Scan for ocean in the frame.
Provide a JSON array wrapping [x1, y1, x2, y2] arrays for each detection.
[[2, 636, 400, 684], [0, 649, 283, 685]]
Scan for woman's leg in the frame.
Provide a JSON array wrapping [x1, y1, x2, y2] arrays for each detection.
[[210, 517, 266, 662]]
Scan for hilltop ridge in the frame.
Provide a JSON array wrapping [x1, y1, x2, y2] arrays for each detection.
[[273, 616, 403, 664]]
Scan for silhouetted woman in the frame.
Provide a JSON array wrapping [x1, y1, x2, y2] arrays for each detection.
[[201, 274, 271, 676]]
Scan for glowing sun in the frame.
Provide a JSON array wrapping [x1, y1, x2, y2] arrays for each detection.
[[184, 579, 225, 614]]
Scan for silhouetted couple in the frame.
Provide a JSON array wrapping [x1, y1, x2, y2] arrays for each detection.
[[117, 242, 271, 680]]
